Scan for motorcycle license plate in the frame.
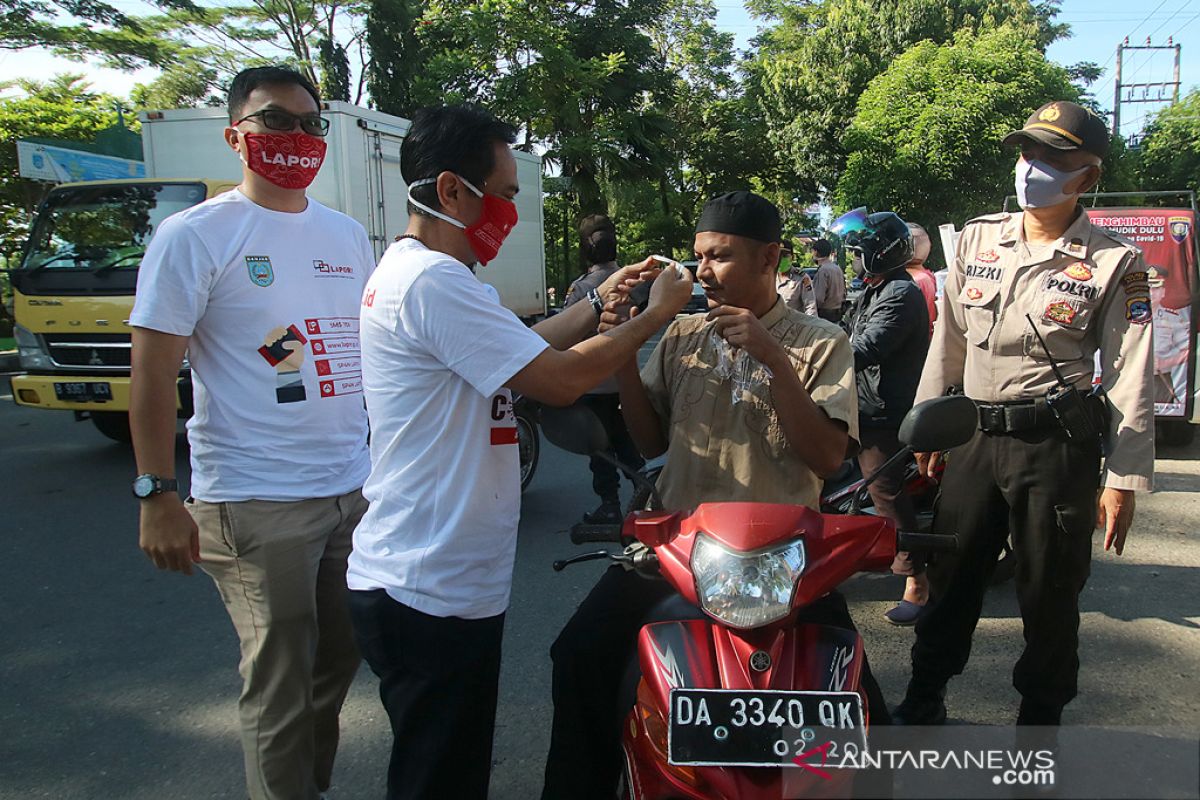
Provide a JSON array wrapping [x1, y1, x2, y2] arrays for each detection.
[[54, 381, 112, 402], [667, 688, 866, 767]]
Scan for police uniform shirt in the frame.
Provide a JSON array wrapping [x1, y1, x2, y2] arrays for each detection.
[[917, 209, 1155, 491], [640, 298, 859, 510]]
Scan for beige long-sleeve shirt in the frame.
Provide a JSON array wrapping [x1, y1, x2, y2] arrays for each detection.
[[916, 209, 1155, 491]]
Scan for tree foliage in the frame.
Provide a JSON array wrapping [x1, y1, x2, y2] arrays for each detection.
[[375, 0, 676, 217], [1136, 90, 1200, 196], [834, 27, 1076, 230], [753, 0, 1069, 202], [0, 0, 197, 67]]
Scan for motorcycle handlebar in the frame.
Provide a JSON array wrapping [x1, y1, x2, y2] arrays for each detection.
[[569, 523, 624, 545], [897, 531, 958, 553]]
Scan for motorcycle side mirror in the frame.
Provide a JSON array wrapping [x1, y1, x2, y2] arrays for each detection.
[[898, 395, 979, 453], [539, 404, 612, 456]]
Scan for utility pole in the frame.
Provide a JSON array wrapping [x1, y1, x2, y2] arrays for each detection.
[[1112, 36, 1183, 139], [1113, 40, 1123, 137]]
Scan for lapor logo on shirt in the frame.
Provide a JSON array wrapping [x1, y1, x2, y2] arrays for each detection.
[[246, 256, 274, 287]]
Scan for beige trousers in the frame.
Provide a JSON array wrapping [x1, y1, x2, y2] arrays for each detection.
[[189, 489, 366, 800]]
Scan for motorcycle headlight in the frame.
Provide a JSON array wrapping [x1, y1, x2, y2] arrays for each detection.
[[691, 534, 806, 629], [14, 324, 53, 370]]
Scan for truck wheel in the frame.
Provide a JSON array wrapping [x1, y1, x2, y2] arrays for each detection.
[[1157, 420, 1195, 447], [91, 411, 133, 443]]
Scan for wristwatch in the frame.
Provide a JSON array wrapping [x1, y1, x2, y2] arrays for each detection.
[[586, 288, 605, 317], [132, 473, 178, 499]]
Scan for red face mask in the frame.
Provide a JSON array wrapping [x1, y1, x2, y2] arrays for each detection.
[[408, 175, 518, 266], [239, 131, 327, 190]]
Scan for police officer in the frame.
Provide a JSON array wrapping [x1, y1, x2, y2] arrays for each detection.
[[893, 101, 1155, 726]]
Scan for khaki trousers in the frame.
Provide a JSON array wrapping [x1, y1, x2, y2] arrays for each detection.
[[189, 489, 366, 800]]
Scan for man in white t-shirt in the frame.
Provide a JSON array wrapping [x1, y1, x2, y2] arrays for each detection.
[[347, 104, 693, 800], [130, 67, 373, 800]]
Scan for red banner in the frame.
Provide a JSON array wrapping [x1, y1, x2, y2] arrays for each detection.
[[1086, 208, 1196, 418]]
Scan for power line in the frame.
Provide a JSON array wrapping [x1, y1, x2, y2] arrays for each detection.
[[1126, 0, 1175, 40], [1089, 0, 1177, 104], [1145, 0, 1194, 40], [1168, 9, 1200, 39]]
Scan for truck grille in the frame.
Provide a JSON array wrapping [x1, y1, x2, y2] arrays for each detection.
[[46, 333, 132, 371]]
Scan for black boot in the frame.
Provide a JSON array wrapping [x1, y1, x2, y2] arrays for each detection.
[[582, 499, 622, 525], [891, 682, 947, 726]]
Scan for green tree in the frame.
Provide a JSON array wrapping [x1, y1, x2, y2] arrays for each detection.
[[595, 0, 793, 261], [834, 27, 1076, 230], [390, 0, 675, 216], [365, 0, 426, 117], [1, 0, 196, 67], [117, 0, 370, 110], [1137, 90, 1200, 196], [752, 0, 1069, 202]]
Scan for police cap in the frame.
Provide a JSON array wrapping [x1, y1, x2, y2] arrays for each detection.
[[1002, 101, 1109, 159]]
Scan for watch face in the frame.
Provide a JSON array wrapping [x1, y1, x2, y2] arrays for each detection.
[[133, 476, 156, 498]]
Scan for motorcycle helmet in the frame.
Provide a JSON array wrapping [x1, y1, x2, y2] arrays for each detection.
[[851, 212, 913, 276], [907, 222, 931, 264]]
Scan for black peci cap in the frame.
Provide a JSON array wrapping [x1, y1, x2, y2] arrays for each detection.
[[695, 191, 782, 244], [1002, 101, 1110, 159]]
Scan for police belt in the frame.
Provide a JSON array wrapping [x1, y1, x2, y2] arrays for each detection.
[[976, 399, 1057, 435]]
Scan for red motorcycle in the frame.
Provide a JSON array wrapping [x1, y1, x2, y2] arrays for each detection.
[[543, 394, 978, 799]]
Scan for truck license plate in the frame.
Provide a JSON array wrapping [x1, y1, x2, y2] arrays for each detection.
[[54, 382, 112, 402]]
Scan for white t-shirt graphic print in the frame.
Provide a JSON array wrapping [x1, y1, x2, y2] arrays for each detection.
[[130, 189, 374, 502], [348, 238, 549, 619]]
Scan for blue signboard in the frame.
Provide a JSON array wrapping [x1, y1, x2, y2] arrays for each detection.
[[17, 140, 145, 183]]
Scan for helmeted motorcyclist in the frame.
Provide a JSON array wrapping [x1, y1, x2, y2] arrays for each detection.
[[843, 212, 931, 625]]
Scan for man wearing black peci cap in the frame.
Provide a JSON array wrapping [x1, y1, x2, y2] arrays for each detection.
[[541, 191, 889, 799], [893, 101, 1156, 726]]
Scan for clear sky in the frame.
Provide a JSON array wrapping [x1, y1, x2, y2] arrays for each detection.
[[2, 0, 1198, 143]]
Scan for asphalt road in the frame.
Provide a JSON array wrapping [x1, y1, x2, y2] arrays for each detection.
[[2, 371, 1198, 799]]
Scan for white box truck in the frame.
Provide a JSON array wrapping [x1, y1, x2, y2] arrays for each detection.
[[141, 102, 547, 316], [11, 102, 547, 442]]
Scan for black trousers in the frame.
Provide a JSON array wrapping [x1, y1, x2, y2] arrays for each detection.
[[348, 589, 505, 800], [542, 566, 890, 800], [579, 393, 645, 503], [910, 426, 1101, 712]]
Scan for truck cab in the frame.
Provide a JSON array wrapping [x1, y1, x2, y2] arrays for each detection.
[[11, 179, 234, 441]]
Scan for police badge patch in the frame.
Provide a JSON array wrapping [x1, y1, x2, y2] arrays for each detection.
[[1064, 263, 1093, 281], [246, 256, 274, 287], [1044, 301, 1077, 325], [1169, 216, 1191, 245], [1126, 297, 1152, 325]]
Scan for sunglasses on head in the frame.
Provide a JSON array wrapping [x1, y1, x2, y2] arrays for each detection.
[[236, 109, 330, 137]]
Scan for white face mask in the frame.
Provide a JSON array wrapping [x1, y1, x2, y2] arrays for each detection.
[[1015, 157, 1091, 209]]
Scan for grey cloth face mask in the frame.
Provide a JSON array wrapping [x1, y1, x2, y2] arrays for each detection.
[[1014, 157, 1090, 209]]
